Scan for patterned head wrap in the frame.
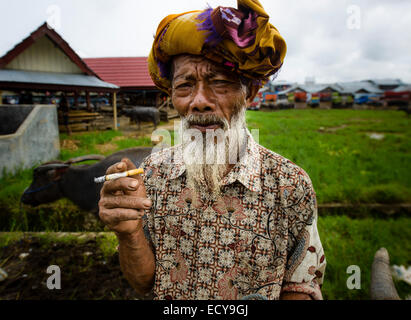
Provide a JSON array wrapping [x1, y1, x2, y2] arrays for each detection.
[[148, 0, 287, 93]]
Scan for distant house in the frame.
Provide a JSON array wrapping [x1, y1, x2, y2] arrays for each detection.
[[84, 57, 163, 107], [393, 85, 411, 93], [384, 84, 411, 106]]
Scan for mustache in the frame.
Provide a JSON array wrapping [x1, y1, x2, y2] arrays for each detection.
[[184, 114, 229, 130]]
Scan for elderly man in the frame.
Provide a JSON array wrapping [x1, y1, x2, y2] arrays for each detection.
[[98, 0, 326, 300]]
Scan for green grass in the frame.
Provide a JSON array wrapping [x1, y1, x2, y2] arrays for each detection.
[[318, 215, 411, 300], [59, 130, 152, 161], [96, 232, 119, 259], [0, 199, 105, 232], [246, 109, 411, 204]]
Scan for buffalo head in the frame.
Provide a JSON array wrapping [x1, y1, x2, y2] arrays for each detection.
[[21, 155, 105, 207], [21, 163, 70, 206]]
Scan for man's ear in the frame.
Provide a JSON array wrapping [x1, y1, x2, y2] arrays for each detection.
[[246, 85, 260, 105]]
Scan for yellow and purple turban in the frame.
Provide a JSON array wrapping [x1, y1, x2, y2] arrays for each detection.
[[148, 0, 287, 93]]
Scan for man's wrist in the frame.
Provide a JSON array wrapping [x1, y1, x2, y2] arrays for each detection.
[[116, 228, 145, 248]]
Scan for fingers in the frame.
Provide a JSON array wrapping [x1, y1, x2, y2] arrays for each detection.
[[98, 158, 150, 232], [99, 195, 152, 210], [103, 177, 140, 195], [106, 158, 136, 175], [102, 158, 142, 197], [122, 158, 137, 171], [121, 157, 145, 190], [106, 161, 128, 175], [99, 207, 145, 226]]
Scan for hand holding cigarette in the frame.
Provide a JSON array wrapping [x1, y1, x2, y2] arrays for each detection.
[[98, 158, 152, 236], [94, 168, 144, 183]]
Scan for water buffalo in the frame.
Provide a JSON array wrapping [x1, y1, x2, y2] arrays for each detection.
[[21, 147, 153, 213], [121, 106, 160, 130]]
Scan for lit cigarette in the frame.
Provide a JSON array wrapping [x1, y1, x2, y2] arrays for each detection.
[[94, 168, 144, 183]]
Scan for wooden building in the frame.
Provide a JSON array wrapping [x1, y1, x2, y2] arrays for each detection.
[[0, 22, 120, 131]]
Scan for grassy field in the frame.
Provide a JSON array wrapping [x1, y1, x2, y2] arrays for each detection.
[[318, 216, 411, 299], [0, 109, 410, 300], [247, 109, 411, 204], [1, 109, 409, 211]]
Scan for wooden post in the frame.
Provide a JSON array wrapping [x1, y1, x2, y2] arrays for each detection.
[[113, 92, 118, 131], [86, 91, 91, 111], [74, 91, 79, 107]]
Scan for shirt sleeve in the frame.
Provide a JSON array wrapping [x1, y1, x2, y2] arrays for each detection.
[[140, 147, 173, 251], [140, 157, 156, 250], [281, 170, 326, 300]]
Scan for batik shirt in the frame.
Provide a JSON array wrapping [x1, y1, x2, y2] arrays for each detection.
[[141, 135, 326, 300]]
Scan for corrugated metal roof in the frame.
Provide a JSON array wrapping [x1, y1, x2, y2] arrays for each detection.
[[277, 82, 383, 95], [366, 79, 404, 86], [84, 57, 156, 89], [279, 84, 339, 94], [334, 81, 383, 94], [0, 69, 119, 89], [393, 85, 411, 92]]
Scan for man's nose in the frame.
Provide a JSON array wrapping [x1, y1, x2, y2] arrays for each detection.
[[189, 83, 216, 113]]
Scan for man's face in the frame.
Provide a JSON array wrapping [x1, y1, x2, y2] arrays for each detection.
[[168, 55, 258, 197], [169, 55, 255, 130]]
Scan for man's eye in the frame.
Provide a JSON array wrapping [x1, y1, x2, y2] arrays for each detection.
[[176, 83, 192, 89]]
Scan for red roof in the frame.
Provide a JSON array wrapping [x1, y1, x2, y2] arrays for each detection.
[[84, 57, 156, 89]]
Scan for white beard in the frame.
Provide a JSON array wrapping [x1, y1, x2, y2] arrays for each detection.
[[179, 106, 248, 201]]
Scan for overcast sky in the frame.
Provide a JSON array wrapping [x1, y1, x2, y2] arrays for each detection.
[[1, 0, 410, 83]]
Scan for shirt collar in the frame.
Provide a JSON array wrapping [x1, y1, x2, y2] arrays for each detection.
[[221, 131, 262, 193], [166, 130, 262, 193]]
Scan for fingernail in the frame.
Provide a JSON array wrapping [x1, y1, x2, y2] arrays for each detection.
[[130, 181, 138, 188], [117, 163, 124, 170], [143, 199, 152, 207]]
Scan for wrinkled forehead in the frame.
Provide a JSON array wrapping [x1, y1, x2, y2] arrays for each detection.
[[171, 54, 241, 82]]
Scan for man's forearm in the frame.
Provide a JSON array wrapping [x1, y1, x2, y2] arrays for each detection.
[[117, 229, 155, 296]]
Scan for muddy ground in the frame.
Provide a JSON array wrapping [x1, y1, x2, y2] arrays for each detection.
[[0, 234, 141, 300]]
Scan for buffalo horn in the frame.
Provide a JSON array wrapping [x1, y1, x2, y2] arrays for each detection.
[[65, 155, 105, 164], [36, 163, 70, 172]]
